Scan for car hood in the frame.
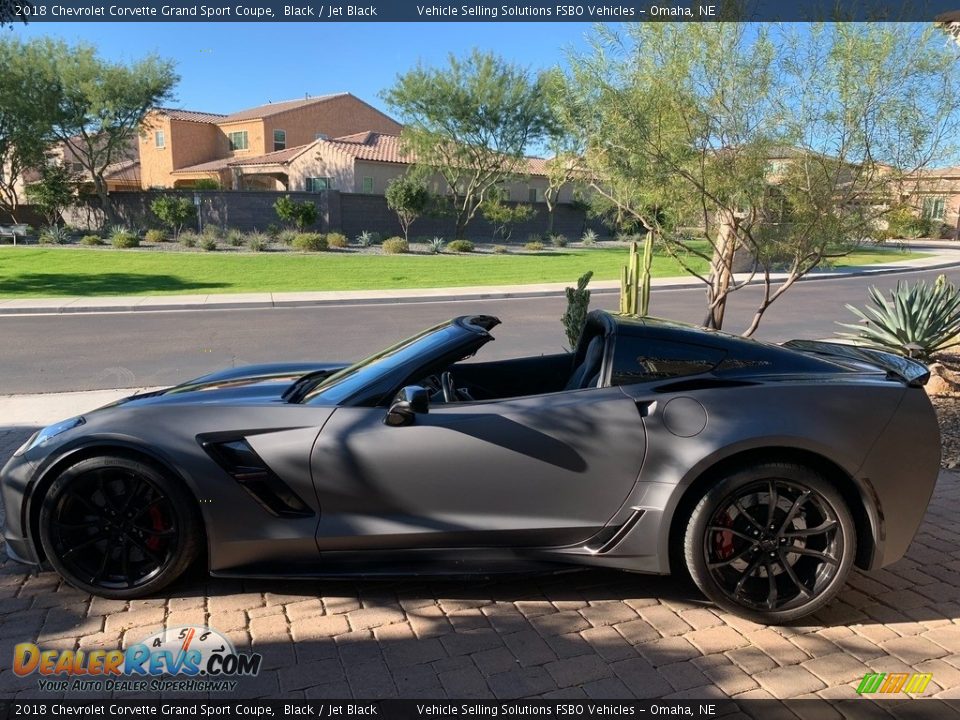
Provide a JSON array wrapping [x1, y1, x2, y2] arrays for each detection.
[[97, 362, 349, 410]]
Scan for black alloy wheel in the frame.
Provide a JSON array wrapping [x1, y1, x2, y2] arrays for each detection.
[[684, 462, 856, 624], [39, 455, 201, 598]]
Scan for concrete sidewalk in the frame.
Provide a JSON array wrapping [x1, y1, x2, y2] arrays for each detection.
[[2, 242, 960, 316]]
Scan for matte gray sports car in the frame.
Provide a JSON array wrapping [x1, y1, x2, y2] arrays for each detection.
[[1, 311, 940, 622]]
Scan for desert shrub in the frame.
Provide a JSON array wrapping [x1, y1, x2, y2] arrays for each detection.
[[226, 229, 245, 246], [202, 224, 223, 239], [492, 245, 509, 254], [247, 233, 268, 252], [110, 226, 139, 248], [150, 195, 196, 240], [80, 234, 104, 246], [524, 240, 545, 252], [326, 232, 348, 249], [551, 234, 568, 248], [274, 195, 317, 230], [292, 233, 328, 252], [200, 237, 217, 252], [581, 229, 598, 245], [356, 230, 380, 247], [39, 225, 69, 245], [179, 232, 199, 248], [382, 236, 409, 254], [278, 229, 298, 246], [446, 239, 474, 253], [428, 237, 446, 254], [837, 275, 960, 361], [265, 224, 281, 238], [144, 228, 167, 243]]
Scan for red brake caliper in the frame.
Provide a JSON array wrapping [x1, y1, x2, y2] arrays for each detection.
[[146, 505, 166, 551], [715, 511, 735, 560]]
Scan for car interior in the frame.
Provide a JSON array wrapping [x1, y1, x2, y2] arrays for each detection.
[[415, 323, 609, 404]]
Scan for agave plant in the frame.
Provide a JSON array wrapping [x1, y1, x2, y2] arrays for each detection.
[[428, 237, 445, 254], [836, 275, 960, 361]]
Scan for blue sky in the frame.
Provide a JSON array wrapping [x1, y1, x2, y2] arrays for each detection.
[[13, 22, 596, 116]]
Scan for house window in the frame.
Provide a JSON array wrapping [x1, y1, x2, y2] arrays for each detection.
[[528, 187, 538, 203], [362, 177, 374, 193], [306, 177, 331, 192], [922, 196, 946, 222], [154, 130, 165, 149], [273, 130, 286, 152], [228, 131, 249, 151]]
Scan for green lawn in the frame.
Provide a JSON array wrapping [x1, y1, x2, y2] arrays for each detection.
[[0, 245, 925, 298]]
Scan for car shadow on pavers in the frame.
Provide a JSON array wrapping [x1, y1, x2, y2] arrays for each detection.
[[0, 473, 958, 703]]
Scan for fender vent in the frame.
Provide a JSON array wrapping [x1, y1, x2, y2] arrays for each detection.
[[587, 509, 646, 554], [202, 438, 314, 518]]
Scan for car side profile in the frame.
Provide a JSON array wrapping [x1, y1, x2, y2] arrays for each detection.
[[0, 310, 940, 623]]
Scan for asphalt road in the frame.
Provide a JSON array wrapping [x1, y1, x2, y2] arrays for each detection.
[[4, 265, 960, 394]]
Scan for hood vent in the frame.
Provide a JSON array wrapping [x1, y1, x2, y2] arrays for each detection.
[[201, 438, 314, 518]]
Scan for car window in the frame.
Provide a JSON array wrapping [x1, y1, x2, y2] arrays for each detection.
[[610, 337, 726, 386]]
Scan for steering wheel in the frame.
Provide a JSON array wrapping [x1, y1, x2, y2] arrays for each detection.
[[441, 371, 457, 403]]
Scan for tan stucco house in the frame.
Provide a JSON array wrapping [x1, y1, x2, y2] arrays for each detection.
[[140, 93, 403, 190]]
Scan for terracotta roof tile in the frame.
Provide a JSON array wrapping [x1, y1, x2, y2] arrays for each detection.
[[229, 144, 314, 166], [156, 108, 228, 124], [220, 94, 347, 123]]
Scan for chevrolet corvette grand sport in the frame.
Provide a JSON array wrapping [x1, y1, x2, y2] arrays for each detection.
[[1, 311, 941, 623]]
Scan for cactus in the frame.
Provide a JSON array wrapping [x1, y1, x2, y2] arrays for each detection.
[[562, 271, 594, 349], [620, 233, 654, 316]]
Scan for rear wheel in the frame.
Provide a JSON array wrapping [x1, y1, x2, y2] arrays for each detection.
[[39, 455, 201, 598], [684, 462, 855, 624]]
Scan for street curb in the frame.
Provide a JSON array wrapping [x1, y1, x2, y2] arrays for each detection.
[[3, 257, 960, 316]]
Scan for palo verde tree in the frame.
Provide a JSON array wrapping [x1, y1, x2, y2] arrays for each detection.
[[383, 50, 553, 239], [385, 171, 430, 241], [0, 37, 62, 222], [540, 69, 587, 238], [51, 44, 177, 223], [565, 22, 960, 334]]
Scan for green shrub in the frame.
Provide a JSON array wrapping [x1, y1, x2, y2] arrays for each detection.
[[278, 229, 298, 246], [382, 237, 409, 254], [179, 232, 199, 248], [110, 226, 139, 248], [292, 233, 328, 252], [356, 230, 380, 247], [247, 233, 268, 252], [446, 239, 474, 253], [150, 195, 196, 240], [551, 234, 568, 248], [428, 237, 446, 254], [202, 224, 223, 239], [581, 229, 599, 245], [524, 240, 545, 252], [326, 232, 348, 249], [144, 228, 167, 243], [274, 195, 318, 230], [265, 224, 281, 238], [492, 244, 509, 254], [39, 225, 69, 245], [837, 275, 960, 361], [200, 237, 218, 252], [80, 234, 104, 246], [226, 229, 245, 246]]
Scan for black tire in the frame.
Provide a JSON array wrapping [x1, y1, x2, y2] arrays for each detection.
[[684, 462, 856, 624], [39, 455, 201, 598]]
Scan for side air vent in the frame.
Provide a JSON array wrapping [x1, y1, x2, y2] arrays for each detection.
[[586, 509, 646, 554], [201, 438, 314, 518]]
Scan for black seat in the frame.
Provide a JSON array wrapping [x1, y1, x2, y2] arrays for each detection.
[[565, 336, 605, 391]]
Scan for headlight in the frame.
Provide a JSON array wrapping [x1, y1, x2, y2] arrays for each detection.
[[13, 416, 85, 456]]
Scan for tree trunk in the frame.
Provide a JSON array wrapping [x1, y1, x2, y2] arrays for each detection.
[[94, 175, 114, 225], [546, 204, 556, 237], [703, 211, 739, 330]]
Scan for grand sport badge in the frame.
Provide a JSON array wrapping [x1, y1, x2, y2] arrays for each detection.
[[14, 626, 262, 692]]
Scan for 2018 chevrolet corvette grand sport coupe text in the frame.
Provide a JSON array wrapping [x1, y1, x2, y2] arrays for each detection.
[[1, 311, 941, 623]]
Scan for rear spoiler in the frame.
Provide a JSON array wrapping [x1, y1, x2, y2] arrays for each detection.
[[782, 340, 930, 388]]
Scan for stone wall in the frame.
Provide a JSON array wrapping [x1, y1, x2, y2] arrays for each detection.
[[62, 190, 607, 241]]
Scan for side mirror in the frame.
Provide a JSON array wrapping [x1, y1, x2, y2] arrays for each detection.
[[384, 386, 429, 427]]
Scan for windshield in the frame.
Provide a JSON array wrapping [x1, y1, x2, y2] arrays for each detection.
[[299, 321, 457, 405]]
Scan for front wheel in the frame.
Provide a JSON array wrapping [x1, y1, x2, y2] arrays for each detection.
[[39, 455, 201, 598], [684, 462, 856, 624]]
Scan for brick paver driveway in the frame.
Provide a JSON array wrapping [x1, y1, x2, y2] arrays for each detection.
[[2, 424, 960, 704]]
